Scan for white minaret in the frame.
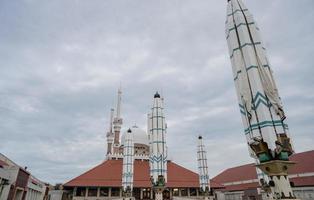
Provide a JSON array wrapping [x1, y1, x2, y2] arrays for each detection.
[[148, 113, 153, 178], [197, 136, 210, 198], [226, 0, 296, 199], [106, 108, 114, 155], [122, 128, 134, 199], [113, 87, 123, 154], [149, 92, 167, 200]]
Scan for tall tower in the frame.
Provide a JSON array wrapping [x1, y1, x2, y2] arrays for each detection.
[[106, 108, 115, 155], [197, 136, 210, 198], [112, 87, 123, 154], [122, 128, 134, 199], [225, 0, 296, 199], [149, 92, 167, 200], [147, 113, 153, 177]]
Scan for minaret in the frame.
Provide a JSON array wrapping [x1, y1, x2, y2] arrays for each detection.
[[147, 113, 153, 178], [112, 87, 123, 154], [106, 108, 115, 155], [149, 92, 167, 200], [122, 128, 134, 199], [226, 0, 296, 199], [197, 136, 210, 199]]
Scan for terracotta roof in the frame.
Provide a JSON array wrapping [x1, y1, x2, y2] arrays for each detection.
[[290, 176, 314, 187], [211, 150, 314, 191], [210, 180, 225, 189], [64, 150, 314, 190], [212, 163, 257, 184], [222, 182, 259, 192], [64, 160, 199, 188], [289, 150, 314, 174]]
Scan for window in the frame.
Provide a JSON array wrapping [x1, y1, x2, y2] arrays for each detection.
[[172, 188, 179, 196], [99, 188, 109, 196], [88, 187, 98, 196], [181, 188, 188, 196], [111, 187, 120, 197], [190, 188, 197, 196], [76, 187, 86, 197]]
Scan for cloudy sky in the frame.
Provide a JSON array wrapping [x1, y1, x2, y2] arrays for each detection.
[[1, 0, 313, 184]]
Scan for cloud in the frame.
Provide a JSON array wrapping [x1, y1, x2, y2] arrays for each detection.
[[0, 0, 313, 184]]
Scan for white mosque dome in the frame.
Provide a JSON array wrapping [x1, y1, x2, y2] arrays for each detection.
[[121, 125, 149, 146]]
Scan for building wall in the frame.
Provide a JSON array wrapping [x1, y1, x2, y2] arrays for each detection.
[[214, 186, 314, 200], [134, 144, 149, 156], [293, 186, 314, 200], [0, 167, 11, 200], [26, 176, 47, 200], [224, 191, 243, 200], [47, 190, 71, 200], [67, 187, 202, 200], [118, 144, 149, 156]]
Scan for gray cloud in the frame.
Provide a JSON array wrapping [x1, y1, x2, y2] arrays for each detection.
[[0, 0, 313, 184]]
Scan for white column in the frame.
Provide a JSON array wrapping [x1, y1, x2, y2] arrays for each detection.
[[149, 92, 167, 184], [122, 128, 134, 194], [197, 136, 210, 193]]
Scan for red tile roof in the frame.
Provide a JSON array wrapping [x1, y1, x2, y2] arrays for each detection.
[[290, 176, 314, 187], [212, 163, 257, 184], [211, 150, 314, 191], [64, 150, 314, 191], [64, 160, 199, 188], [289, 150, 314, 174], [222, 182, 259, 192], [210, 180, 225, 189]]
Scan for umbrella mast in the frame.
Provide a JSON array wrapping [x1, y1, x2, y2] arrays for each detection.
[[225, 0, 297, 199]]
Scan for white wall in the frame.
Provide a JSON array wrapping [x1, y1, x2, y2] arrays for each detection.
[[26, 176, 46, 200], [214, 186, 314, 200], [48, 190, 64, 200], [293, 187, 314, 200]]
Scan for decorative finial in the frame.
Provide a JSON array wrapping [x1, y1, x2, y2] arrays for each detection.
[[154, 92, 160, 98]]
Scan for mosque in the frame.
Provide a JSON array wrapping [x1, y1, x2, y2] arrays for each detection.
[[59, 89, 314, 200], [56, 0, 314, 199], [63, 90, 216, 200]]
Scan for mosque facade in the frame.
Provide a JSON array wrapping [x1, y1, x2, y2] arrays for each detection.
[[63, 90, 212, 200], [59, 90, 314, 200]]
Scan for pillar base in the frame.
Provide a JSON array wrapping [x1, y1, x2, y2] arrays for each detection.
[[153, 186, 165, 200], [257, 160, 298, 199], [155, 192, 163, 200]]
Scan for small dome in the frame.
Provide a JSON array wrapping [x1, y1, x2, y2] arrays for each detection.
[[121, 126, 149, 146]]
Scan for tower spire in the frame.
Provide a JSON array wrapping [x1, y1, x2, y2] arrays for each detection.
[[112, 87, 123, 154], [116, 86, 122, 119], [109, 108, 114, 133], [106, 108, 115, 155]]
